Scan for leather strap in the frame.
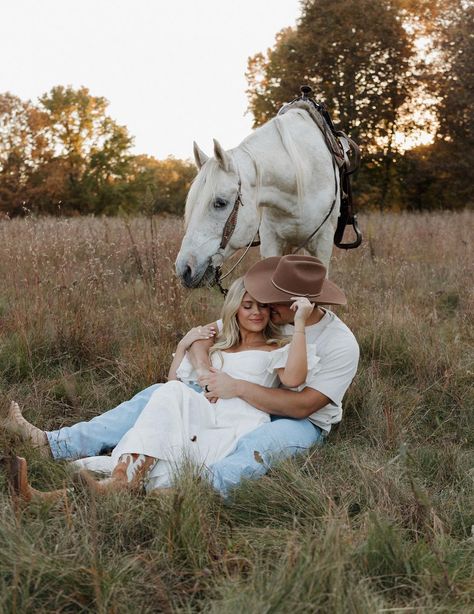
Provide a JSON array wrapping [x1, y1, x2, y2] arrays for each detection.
[[219, 178, 260, 251]]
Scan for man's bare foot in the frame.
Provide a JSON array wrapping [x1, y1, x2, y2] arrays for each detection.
[[0, 401, 50, 456]]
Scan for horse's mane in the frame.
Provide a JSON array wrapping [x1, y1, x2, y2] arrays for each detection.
[[272, 111, 307, 203], [239, 142, 262, 210], [242, 110, 308, 205], [184, 109, 310, 226]]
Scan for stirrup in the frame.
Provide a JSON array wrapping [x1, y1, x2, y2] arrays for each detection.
[[334, 214, 362, 249]]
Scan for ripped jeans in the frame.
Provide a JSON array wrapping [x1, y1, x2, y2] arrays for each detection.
[[47, 383, 325, 497]]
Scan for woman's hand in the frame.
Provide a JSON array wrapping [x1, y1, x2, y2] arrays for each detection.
[[290, 296, 314, 327], [201, 367, 239, 402], [178, 325, 216, 351]]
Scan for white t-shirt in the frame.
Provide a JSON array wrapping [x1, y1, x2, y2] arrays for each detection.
[[216, 310, 359, 433], [281, 310, 359, 431]]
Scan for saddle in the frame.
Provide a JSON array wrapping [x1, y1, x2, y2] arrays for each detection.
[[278, 86, 362, 249]]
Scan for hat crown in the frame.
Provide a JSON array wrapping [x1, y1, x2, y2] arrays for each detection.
[[243, 254, 346, 306], [271, 255, 326, 297]]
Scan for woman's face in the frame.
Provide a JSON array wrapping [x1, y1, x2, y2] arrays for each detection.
[[237, 292, 270, 333]]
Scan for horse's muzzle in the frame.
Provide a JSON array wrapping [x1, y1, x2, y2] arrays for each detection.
[[176, 260, 216, 289]]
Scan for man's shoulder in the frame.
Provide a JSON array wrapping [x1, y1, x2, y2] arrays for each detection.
[[320, 311, 359, 355], [326, 311, 357, 339]]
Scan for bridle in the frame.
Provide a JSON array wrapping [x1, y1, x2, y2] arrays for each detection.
[[212, 175, 260, 296]]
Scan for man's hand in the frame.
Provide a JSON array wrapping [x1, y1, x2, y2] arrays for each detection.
[[197, 369, 218, 404], [201, 367, 240, 401], [290, 296, 314, 327], [196, 367, 211, 382]]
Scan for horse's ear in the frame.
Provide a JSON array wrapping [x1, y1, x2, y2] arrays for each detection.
[[213, 139, 230, 172], [193, 141, 209, 169]]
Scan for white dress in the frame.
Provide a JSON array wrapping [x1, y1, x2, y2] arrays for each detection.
[[74, 344, 320, 490]]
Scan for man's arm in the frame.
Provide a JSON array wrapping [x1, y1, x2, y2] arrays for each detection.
[[236, 380, 331, 418], [202, 369, 331, 419]]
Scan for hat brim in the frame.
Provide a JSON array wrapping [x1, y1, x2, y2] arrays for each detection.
[[244, 257, 347, 306]]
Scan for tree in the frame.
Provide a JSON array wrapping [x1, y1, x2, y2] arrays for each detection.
[[0, 86, 198, 216], [128, 155, 196, 216], [433, 2, 474, 205], [246, 0, 417, 209], [0, 93, 52, 215], [247, 0, 415, 149], [38, 86, 134, 213]]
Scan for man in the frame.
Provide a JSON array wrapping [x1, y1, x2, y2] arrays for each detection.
[[2, 255, 359, 497]]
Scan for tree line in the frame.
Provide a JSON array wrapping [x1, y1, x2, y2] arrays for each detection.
[[1, 0, 472, 216], [0, 86, 196, 217], [247, 0, 473, 211]]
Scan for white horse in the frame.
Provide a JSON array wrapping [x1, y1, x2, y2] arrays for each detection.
[[175, 107, 340, 288]]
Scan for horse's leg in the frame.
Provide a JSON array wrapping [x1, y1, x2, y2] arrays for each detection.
[[306, 224, 335, 275], [259, 224, 286, 258]]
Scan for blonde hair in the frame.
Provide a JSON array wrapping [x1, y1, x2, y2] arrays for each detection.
[[209, 277, 288, 364]]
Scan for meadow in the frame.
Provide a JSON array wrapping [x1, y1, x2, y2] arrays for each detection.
[[0, 210, 473, 613]]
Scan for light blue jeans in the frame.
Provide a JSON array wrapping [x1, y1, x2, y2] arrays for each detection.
[[47, 383, 325, 496]]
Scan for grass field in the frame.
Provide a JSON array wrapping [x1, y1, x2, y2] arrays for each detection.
[[0, 211, 473, 613]]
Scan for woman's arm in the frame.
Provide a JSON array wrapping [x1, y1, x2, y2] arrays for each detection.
[[167, 324, 216, 380], [276, 297, 314, 388]]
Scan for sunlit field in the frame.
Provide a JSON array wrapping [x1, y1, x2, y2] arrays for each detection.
[[0, 211, 473, 612]]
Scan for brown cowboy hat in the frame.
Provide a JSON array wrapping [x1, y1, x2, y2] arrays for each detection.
[[244, 255, 347, 305]]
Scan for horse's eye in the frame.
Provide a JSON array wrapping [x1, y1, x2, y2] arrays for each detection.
[[213, 198, 228, 210]]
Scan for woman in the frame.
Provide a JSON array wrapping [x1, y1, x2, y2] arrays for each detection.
[[7, 277, 319, 501]]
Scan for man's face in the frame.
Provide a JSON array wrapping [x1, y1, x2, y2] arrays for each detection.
[[269, 303, 294, 325]]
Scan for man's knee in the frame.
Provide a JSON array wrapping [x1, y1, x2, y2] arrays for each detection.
[[235, 419, 320, 455], [208, 419, 324, 496], [208, 449, 267, 496]]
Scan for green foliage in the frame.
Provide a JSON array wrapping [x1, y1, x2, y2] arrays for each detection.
[[247, 0, 414, 149], [246, 0, 474, 211], [430, 1, 474, 208], [127, 155, 196, 216], [0, 86, 196, 217]]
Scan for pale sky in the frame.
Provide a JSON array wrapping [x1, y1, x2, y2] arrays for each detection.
[[1, 0, 301, 160]]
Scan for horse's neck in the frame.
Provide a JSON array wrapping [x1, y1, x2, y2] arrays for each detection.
[[234, 120, 288, 179], [233, 116, 305, 212]]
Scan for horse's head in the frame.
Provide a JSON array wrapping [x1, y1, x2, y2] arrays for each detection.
[[176, 139, 258, 288]]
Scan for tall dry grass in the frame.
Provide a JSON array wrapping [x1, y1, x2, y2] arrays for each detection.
[[0, 211, 473, 612]]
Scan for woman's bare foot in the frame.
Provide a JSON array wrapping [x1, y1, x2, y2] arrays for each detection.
[[0, 402, 50, 456]]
